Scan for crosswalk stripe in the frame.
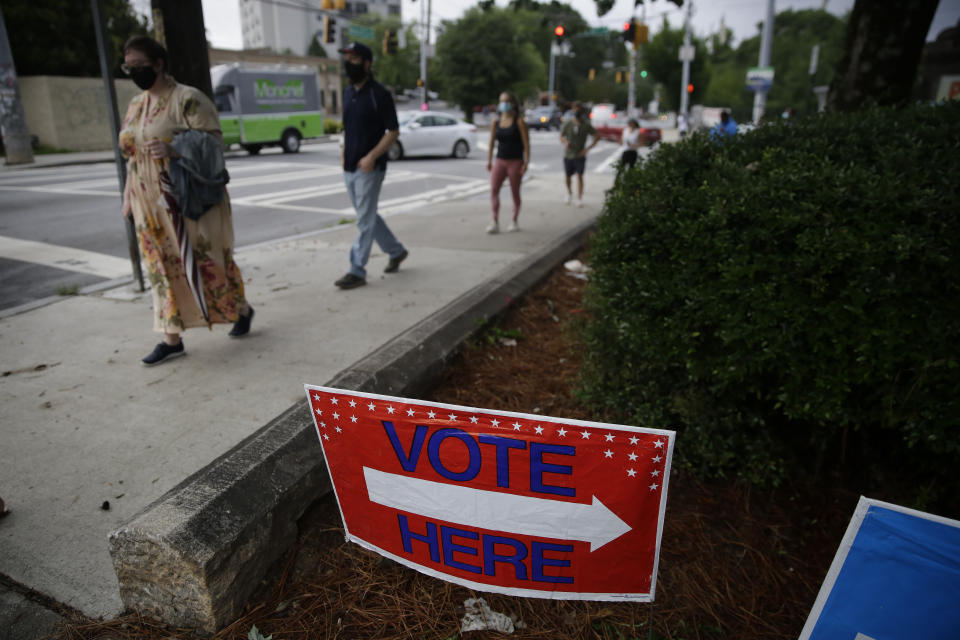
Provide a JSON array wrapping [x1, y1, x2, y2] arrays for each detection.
[[0, 235, 131, 279]]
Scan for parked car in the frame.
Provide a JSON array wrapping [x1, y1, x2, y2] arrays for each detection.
[[525, 106, 562, 130], [388, 111, 478, 160], [589, 103, 619, 127]]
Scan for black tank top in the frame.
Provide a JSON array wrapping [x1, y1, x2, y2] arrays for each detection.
[[495, 119, 524, 160]]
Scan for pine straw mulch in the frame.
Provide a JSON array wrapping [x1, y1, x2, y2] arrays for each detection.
[[54, 258, 858, 640]]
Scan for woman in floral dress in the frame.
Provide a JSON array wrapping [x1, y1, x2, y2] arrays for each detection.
[[119, 36, 253, 366]]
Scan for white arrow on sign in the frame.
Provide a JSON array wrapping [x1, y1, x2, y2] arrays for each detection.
[[363, 467, 632, 552]]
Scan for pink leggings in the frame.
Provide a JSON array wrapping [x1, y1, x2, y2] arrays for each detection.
[[490, 158, 523, 221]]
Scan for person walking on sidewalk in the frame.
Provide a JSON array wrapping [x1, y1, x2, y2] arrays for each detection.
[[559, 107, 599, 208], [119, 36, 253, 367], [334, 41, 408, 290], [485, 91, 530, 234]]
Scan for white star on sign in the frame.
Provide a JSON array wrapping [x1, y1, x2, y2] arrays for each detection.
[[652, 455, 662, 463], [320, 422, 326, 428], [315, 408, 322, 415], [651, 469, 660, 477], [428, 410, 436, 419], [367, 402, 376, 411], [535, 426, 544, 435], [330, 397, 339, 405], [349, 400, 357, 408], [628, 452, 638, 461], [629, 436, 639, 445], [580, 430, 591, 439], [654, 440, 664, 448], [604, 449, 614, 458], [513, 423, 522, 431], [605, 433, 615, 442], [332, 412, 340, 420], [470, 416, 479, 424], [627, 468, 637, 477], [491, 419, 500, 427], [557, 427, 567, 437], [649, 483, 659, 491], [350, 415, 358, 423], [387, 406, 396, 414], [313, 394, 320, 401], [323, 433, 330, 440], [449, 414, 458, 421], [406, 408, 415, 417], [335, 426, 342, 433]]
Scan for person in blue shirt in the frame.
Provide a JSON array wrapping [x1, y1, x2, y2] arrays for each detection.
[[334, 41, 408, 290], [710, 111, 738, 140]]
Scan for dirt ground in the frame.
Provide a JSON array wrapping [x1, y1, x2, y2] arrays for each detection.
[[56, 261, 858, 640]]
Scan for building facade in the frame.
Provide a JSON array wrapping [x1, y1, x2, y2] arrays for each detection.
[[240, 0, 402, 57]]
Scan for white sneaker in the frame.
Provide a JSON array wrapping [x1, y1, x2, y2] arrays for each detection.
[[486, 220, 499, 234], [576, 199, 584, 208], [564, 193, 572, 205], [507, 221, 519, 232]]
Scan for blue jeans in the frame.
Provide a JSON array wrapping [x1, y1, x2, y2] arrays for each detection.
[[343, 169, 405, 278]]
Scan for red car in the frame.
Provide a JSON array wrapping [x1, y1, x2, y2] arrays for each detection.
[[593, 123, 661, 146]]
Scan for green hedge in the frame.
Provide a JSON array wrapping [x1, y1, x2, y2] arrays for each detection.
[[580, 102, 960, 494], [324, 119, 344, 134]]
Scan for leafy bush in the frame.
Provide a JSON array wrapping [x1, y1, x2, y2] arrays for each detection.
[[324, 119, 343, 134], [580, 102, 960, 496]]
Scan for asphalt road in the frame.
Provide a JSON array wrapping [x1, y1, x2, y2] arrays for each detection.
[[0, 131, 627, 312]]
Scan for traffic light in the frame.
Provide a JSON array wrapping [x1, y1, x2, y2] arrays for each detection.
[[640, 69, 648, 78], [686, 83, 694, 93], [622, 19, 636, 44], [321, 0, 332, 8], [588, 68, 595, 81], [615, 71, 622, 84], [323, 16, 336, 44], [554, 25, 565, 39], [636, 23, 649, 45], [383, 28, 398, 54], [333, 0, 346, 9]]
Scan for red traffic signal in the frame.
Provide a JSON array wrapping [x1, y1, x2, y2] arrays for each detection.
[[622, 19, 636, 43], [554, 25, 565, 38], [686, 83, 694, 93]]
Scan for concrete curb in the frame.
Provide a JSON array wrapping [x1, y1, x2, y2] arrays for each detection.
[[107, 218, 596, 632]]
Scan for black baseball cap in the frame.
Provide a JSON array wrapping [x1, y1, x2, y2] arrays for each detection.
[[339, 41, 373, 61]]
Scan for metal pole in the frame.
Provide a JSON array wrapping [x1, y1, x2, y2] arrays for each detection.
[[548, 44, 556, 108], [752, 0, 775, 123], [92, 0, 144, 291], [678, 1, 692, 118], [627, 44, 636, 119], [0, 5, 34, 165], [424, 0, 431, 108], [419, 0, 426, 108]]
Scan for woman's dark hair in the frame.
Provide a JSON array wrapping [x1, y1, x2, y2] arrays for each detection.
[[628, 119, 639, 128], [123, 35, 168, 70]]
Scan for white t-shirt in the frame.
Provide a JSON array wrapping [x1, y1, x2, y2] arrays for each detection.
[[621, 127, 641, 149]]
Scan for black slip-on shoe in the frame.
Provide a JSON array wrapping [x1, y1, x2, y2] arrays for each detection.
[[228, 306, 255, 338], [384, 249, 409, 273], [335, 273, 367, 289], [142, 341, 185, 367]]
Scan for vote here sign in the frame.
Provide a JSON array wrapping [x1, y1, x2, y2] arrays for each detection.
[[304, 385, 675, 601]]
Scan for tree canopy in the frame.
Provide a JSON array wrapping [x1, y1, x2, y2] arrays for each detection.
[[4, 0, 147, 77]]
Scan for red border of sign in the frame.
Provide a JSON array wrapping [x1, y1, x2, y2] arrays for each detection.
[[305, 384, 675, 601]]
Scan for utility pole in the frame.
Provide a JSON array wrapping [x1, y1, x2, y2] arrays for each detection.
[[92, 0, 144, 290], [151, 0, 213, 99], [0, 4, 34, 165], [418, 0, 431, 109], [752, 0, 775, 123], [678, 0, 693, 119]]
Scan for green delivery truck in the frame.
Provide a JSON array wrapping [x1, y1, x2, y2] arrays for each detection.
[[211, 64, 324, 155]]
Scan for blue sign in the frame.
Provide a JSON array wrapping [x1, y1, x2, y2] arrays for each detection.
[[800, 497, 960, 640]]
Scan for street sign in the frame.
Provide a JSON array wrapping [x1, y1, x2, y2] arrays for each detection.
[[800, 497, 960, 640], [746, 66, 775, 92], [305, 386, 675, 601], [348, 24, 374, 40], [678, 44, 695, 62]]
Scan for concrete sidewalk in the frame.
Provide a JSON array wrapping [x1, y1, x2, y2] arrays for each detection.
[[0, 170, 610, 631]]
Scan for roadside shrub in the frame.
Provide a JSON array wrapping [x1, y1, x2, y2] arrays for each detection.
[[579, 102, 960, 498], [324, 119, 343, 134]]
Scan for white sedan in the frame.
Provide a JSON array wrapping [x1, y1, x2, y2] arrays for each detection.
[[387, 111, 478, 160]]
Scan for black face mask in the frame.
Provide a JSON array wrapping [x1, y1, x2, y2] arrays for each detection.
[[130, 65, 158, 91], [344, 61, 367, 84]]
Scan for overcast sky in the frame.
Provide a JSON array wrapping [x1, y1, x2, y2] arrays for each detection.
[[185, 0, 959, 50]]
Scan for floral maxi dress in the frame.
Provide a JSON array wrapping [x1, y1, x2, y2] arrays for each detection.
[[119, 80, 246, 334]]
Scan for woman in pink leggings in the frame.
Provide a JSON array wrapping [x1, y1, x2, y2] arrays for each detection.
[[486, 91, 530, 234]]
